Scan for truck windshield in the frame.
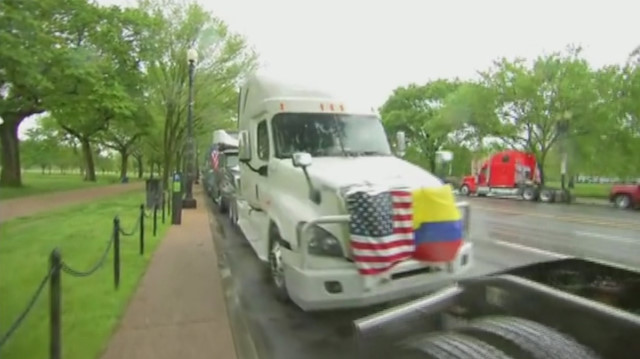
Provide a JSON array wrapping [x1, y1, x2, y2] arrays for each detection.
[[271, 113, 391, 158], [225, 154, 239, 168]]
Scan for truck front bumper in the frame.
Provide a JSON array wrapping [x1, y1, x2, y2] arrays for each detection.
[[284, 242, 474, 311]]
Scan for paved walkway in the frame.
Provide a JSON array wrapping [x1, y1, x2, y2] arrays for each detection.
[[100, 188, 237, 359], [0, 182, 144, 223]]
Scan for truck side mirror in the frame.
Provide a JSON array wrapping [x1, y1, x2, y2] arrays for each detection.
[[396, 131, 406, 157], [292, 152, 320, 204], [292, 152, 312, 168], [238, 130, 251, 162]]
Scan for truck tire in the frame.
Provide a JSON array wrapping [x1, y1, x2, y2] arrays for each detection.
[[539, 188, 555, 203], [218, 194, 228, 213], [522, 187, 537, 201], [402, 332, 514, 359], [460, 185, 471, 196], [460, 316, 600, 359], [268, 225, 291, 302], [614, 194, 632, 209]]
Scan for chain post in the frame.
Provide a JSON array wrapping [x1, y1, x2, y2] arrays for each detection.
[[153, 204, 158, 237], [49, 248, 62, 359], [139, 204, 145, 255], [113, 216, 120, 289]]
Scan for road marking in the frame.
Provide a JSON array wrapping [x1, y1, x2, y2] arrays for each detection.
[[473, 205, 640, 230], [492, 240, 568, 259], [574, 231, 639, 244]]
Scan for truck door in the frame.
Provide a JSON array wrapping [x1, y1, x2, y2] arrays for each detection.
[[250, 119, 271, 209]]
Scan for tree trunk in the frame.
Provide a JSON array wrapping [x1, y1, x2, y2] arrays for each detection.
[[119, 151, 129, 179], [0, 119, 22, 187], [80, 138, 97, 181], [134, 154, 143, 178]]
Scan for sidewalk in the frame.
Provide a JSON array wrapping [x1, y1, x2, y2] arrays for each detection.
[[99, 188, 237, 359], [0, 181, 144, 223]]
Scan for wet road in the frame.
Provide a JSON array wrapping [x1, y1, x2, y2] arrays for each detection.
[[207, 196, 639, 359]]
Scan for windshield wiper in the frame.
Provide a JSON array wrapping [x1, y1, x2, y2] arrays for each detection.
[[343, 150, 389, 157]]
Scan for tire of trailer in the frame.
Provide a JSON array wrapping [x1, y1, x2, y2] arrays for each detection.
[[401, 332, 515, 359], [460, 185, 471, 196], [521, 187, 538, 201], [539, 188, 555, 203], [459, 316, 600, 359]]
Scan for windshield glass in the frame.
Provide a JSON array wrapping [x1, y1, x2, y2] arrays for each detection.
[[225, 154, 239, 168], [271, 113, 391, 158]]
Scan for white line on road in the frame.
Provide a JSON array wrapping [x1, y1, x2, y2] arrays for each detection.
[[574, 231, 639, 244], [492, 240, 568, 259]]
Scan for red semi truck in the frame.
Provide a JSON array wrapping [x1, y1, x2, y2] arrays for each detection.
[[459, 149, 571, 203]]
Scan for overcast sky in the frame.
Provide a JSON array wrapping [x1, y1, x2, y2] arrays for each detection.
[[18, 0, 639, 138]]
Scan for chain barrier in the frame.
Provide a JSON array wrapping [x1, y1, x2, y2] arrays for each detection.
[[1, 204, 155, 356], [0, 266, 56, 349], [60, 234, 115, 277], [119, 215, 141, 236]]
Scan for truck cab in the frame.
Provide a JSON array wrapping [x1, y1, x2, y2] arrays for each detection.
[[460, 150, 568, 203], [233, 73, 473, 311]]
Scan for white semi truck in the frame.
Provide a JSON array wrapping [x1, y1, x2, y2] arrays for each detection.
[[229, 73, 473, 311]]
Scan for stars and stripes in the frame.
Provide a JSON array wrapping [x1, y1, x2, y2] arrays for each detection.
[[211, 150, 219, 170], [345, 188, 415, 276], [344, 184, 464, 277]]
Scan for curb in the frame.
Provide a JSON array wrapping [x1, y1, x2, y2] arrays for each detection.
[[206, 200, 261, 359]]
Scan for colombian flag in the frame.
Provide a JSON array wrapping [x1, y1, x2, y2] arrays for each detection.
[[411, 185, 463, 262]]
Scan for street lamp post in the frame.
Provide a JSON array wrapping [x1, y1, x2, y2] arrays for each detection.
[[183, 48, 198, 209]]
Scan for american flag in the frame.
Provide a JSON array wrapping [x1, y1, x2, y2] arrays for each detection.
[[345, 188, 415, 276], [211, 150, 219, 170]]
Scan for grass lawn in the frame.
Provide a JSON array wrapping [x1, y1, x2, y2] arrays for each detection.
[[0, 172, 130, 200], [545, 181, 611, 199], [0, 192, 170, 359]]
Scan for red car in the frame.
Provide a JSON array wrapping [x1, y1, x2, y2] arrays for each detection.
[[609, 183, 640, 209]]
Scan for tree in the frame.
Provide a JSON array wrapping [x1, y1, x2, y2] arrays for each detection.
[[140, 0, 258, 187], [47, 3, 156, 181], [445, 48, 605, 182], [0, 0, 81, 186], [380, 80, 461, 171]]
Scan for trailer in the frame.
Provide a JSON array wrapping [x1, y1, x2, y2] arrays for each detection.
[[354, 257, 640, 359]]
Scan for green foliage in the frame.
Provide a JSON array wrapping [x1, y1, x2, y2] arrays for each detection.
[[383, 46, 640, 183], [2, 0, 257, 189]]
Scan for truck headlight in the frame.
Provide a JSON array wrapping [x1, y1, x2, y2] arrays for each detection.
[[297, 222, 344, 258], [456, 201, 470, 238]]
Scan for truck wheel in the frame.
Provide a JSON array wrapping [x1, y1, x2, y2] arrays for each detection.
[[521, 187, 537, 201], [460, 185, 471, 196], [539, 189, 555, 203], [218, 195, 228, 213], [268, 227, 290, 302], [614, 194, 631, 209], [403, 332, 514, 359], [461, 316, 599, 359]]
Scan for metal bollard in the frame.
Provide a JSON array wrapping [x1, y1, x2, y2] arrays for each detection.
[[153, 204, 158, 237], [49, 249, 62, 359], [161, 193, 166, 224], [139, 204, 145, 255], [113, 217, 120, 290]]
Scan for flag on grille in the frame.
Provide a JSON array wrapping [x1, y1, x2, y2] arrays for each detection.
[[410, 185, 463, 262], [211, 150, 219, 170], [345, 188, 415, 276], [345, 184, 463, 276]]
